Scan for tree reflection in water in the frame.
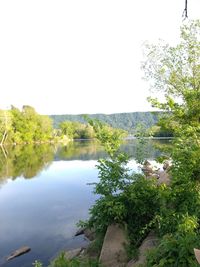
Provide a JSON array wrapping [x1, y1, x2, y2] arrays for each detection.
[[0, 139, 171, 184], [0, 144, 55, 181]]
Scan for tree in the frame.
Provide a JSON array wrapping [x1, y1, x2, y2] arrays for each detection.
[[143, 19, 200, 179], [0, 109, 12, 145], [59, 120, 95, 140], [36, 115, 53, 141], [59, 121, 75, 139], [10, 105, 53, 144], [142, 20, 200, 266]]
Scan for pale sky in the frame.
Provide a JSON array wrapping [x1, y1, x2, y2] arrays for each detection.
[[0, 0, 199, 115]]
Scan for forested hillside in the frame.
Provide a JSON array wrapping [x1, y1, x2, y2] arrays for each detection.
[[50, 112, 161, 133], [0, 108, 167, 145]]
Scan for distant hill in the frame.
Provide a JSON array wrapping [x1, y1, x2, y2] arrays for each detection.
[[50, 112, 162, 133]]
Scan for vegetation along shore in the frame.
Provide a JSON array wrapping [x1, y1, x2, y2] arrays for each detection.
[[1, 19, 199, 267], [35, 20, 200, 267]]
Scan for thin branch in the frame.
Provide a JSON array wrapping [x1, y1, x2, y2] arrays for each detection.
[[182, 0, 188, 20]]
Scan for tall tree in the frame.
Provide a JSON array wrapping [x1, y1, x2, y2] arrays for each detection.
[[10, 105, 53, 143], [0, 109, 12, 145], [142, 20, 200, 266], [143, 19, 200, 178]]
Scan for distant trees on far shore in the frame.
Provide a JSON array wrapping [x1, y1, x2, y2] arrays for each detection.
[[0, 105, 53, 145]]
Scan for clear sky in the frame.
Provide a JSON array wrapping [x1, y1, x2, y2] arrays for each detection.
[[0, 0, 199, 115]]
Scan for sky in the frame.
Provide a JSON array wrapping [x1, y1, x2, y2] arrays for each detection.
[[0, 0, 199, 115]]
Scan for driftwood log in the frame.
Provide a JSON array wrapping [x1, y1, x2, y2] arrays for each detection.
[[6, 246, 31, 261]]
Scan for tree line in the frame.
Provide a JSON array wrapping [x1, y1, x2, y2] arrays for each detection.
[[50, 112, 160, 133], [0, 106, 127, 145], [1, 106, 173, 146], [0, 106, 98, 145]]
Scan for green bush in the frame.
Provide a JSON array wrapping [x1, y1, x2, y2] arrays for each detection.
[[87, 194, 127, 233], [33, 253, 101, 267], [146, 232, 200, 267], [48, 253, 100, 267], [124, 176, 161, 245]]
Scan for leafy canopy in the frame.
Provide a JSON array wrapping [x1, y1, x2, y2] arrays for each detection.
[[143, 20, 200, 267]]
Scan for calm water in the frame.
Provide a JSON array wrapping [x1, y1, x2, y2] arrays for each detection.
[[0, 139, 169, 267]]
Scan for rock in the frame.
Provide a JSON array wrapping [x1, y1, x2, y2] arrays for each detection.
[[143, 169, 154, 176], [7, 246, 31, 261], [148, 173, 160, 179], [84, 228, 96, 241], [163, 160, 171, 171], [157, 170, 170, 185], [143, 160, 151, 166], [75, 227, 95, 241], [127, 232, 158, 267], [65, 248, 83, 260], [80, 249, 85, 256], [141, 160, 154, 176], [75, 227, 86, 236], [194, 248, 200, 264], [99, 224, 128, 267]]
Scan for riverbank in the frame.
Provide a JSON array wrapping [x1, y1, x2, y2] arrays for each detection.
[[45, 162, 171, 267], [0, 139, 171, 267]]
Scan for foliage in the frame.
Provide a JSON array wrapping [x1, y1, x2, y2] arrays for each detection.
[[134, 124, 150, 164], [11, 105, 53, 143], [48, 252, 100, 267], [94, 154, 130, 195], [81, 120, 129, 234], [33, 253, 101, 267], [85, 232, 105, 258], [146, 214, 200, 267], [146, 232, 200, 267], [147, 124, 174, 138], [86, 118, 127, 156], [83, 119, 162, 256], [50, 112, 161, 133], [33, 261, 43, 267], [143, 20, 200, 144], [86, 195, 127, 233], [124, 176, 160, 245], [142, 20, 200, 266], [143, 19, 200, 188], [59, 121, 95, 140], [0, 105, 54, 144], [82, 20, 200, 266]]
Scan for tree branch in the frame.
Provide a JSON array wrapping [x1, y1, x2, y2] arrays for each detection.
[[182, 0, 188, 19]]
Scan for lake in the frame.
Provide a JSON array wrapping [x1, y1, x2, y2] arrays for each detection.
[[0, 139, 170, 267]]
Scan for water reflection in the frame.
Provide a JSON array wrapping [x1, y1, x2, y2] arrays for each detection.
[[0, 160, 98, 267], [56, 140, 106, 161], [0, 139, 170, 183], [120, 139, 170, 160], [0, 144, 55, 181]]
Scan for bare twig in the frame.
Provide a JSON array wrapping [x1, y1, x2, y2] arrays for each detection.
[[182, 0, 188, 20]]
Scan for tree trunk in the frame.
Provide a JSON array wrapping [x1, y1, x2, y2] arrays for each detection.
[[0, 131, 7, 146]]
